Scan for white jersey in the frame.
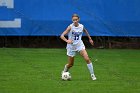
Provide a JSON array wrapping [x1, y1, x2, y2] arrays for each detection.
[[68, 23, 84, 45], [66, 23, 85, 55]]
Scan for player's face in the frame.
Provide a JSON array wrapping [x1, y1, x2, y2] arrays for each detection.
[[72, 17, 79, 25]]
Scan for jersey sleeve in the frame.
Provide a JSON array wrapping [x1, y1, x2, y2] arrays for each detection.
[[68, 24, 73, 28], [80, 24, 84, 31]]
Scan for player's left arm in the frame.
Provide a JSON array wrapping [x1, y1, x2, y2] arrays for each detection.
[[83, 27, 94, 46]]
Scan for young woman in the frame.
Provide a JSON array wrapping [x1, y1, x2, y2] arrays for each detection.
[[60, 14, 96, 80]]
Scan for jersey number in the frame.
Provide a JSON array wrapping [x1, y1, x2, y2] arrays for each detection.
[[74, 35, 79, 40]]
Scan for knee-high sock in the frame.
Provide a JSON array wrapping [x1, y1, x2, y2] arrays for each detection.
[[63, 64, 69, 72], [87, 62, 94, 75]]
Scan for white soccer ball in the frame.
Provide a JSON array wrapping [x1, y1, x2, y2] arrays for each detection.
[[61, 72, 71, 80]]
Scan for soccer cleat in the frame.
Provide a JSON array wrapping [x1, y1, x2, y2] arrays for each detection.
[[61, 71, 68, 74], [91, 74, 97, 80]]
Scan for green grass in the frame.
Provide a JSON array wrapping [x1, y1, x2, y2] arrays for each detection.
[[0, 48, 140, 93]]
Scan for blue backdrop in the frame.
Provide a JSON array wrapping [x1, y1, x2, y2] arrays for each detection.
[[0, 0, 140, 36]]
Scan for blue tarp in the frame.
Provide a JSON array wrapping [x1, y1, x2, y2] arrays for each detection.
[[0, 0, 140, 36]]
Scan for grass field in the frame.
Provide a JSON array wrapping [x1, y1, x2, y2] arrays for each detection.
[[0, 48, 140, 93]]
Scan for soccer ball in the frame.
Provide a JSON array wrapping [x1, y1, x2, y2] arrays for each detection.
[[61, 72, 71, 80]]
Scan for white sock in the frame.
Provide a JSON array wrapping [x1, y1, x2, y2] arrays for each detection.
[[63, 64, 68, 72], [87, 62, 94, 75]]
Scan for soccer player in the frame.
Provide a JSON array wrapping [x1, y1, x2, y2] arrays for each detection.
[[60, 14, 96, 80]]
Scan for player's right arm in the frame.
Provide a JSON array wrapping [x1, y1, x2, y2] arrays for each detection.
[[60, 26, 73, 44]]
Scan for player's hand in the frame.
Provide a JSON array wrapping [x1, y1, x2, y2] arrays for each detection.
[[89, 39, 94, 46], [66, 39, 73, 44]]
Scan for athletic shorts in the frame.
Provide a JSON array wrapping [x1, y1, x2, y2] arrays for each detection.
[[66, 40, 85, 57]]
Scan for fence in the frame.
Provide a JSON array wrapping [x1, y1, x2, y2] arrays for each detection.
[[0, 36, 139, 49]]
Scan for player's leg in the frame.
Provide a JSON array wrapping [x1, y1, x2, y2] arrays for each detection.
[[62, 49, 76, 72], [63, 56, 74, 72], [80, 49, 96, 80]]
